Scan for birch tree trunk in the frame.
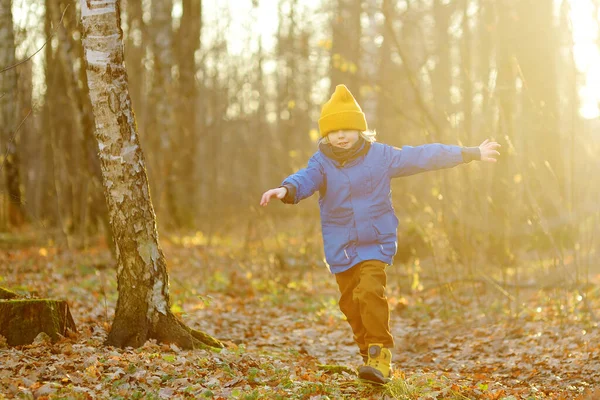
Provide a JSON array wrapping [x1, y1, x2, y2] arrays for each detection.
[[80, 0, 222, 350], [0, 0, 25, 227]]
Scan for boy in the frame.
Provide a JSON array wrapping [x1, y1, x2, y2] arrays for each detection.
[[260, 85, 500, 384]]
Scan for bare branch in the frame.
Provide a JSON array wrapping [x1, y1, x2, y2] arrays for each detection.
[[382, 9, 443, 140], [0, 5, 70, 74]]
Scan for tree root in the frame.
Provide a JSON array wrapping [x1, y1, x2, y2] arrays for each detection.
[[189, 327, 223, 349], [107, 310, 223, 350], [152, 312, 224, 350]]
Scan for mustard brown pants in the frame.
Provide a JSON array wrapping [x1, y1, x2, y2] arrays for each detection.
[[335, 259, 395, 357]]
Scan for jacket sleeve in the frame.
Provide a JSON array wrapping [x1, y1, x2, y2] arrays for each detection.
[[280, 155, 324, 204], [384, 143, 465, 178]]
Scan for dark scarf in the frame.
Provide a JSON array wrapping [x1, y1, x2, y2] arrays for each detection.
[[319, 137, 371, 166]]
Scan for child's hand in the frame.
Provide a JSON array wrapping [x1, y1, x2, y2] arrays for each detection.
[[479, 139, 501, 162], [260, 187, 287, 206]]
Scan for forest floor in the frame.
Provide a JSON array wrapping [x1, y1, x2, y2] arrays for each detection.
[[0, 231, 599, 399]]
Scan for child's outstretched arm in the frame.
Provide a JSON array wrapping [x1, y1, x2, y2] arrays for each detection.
[[385, 139, 500, 178], [260, 155, 324, 207]]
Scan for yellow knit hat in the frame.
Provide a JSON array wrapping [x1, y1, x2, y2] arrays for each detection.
[[318, 84, 367, 137]]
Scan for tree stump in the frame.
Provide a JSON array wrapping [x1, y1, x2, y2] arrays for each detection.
[[0, 299, 77, 346]]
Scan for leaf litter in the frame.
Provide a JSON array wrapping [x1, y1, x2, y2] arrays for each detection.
[[0, 239, 599, 399]]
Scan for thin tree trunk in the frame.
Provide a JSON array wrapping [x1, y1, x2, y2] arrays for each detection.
[[477, 0, 493, 133], [80, 0, 221, 349], [460, 0, 472, 147], [376, 0, 396, 144], [330, 0, 362, 98], [48, 1, 90, 247], [16, 62, 33, 226], [459, 0, 474, 264], [254, 37, 269, 192], [432, 0, 452, 126], [124, 0, 145, 113], [0, 0, 25, 228], [45, 0, 74, 247], [514, 0, 563, 212], [276, 0, 299, 173], [149, 0, 175, 226], [489, 1, 516, 269], [43, 0, 60, 230], [174, 0, 202, 228]]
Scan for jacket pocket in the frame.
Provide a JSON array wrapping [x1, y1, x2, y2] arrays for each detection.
[[370, 204, 398, 256], [322, 209, 355, 266]]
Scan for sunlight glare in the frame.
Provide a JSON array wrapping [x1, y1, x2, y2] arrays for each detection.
[[569, 0, 600, 119]]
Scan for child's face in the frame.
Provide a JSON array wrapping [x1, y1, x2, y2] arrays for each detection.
[[328, 130, 360, 149]]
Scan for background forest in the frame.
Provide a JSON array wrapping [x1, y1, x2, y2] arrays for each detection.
[[1, 0, 600, 398], [2, 0, 599, 278]]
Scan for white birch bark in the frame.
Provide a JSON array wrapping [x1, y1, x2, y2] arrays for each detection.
[[80, 0, 220, 348]]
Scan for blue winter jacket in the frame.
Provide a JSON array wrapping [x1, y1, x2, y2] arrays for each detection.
[[281, 142, 470, 274]]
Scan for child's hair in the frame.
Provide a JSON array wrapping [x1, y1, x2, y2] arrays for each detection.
[[319, 130, 377, 145]]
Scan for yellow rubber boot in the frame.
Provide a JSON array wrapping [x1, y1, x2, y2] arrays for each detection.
[[358, 344, 392, 384]]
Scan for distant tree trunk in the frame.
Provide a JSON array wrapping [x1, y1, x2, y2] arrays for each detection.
[[458, 0, 474, 263], [276, 0, 304, 173], [174, 0, 202, 227], [559, 0, 579, 214], [488, 1, 516, 266], [377, 0, 399, 144], [296, 28, 313, 157], [149, 0, 176, 227], [460, 0, 472, 146], [477, 0, 494, 132], [40, 0, 58, 227], [514, 0, 563, 214], [45, 0, 75, 247], [80, 0, 222, 349], [15, 62, 33, 225], [275, 1, 288, 173], [431, 0, 453, 134], [0, 0, 25, 228], [254, 37, 269, 191], [47, 1, 99, 248], [330, 0, 361, 98], [124, 0, 145, 113]]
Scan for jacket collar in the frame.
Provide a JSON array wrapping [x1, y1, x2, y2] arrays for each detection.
[[319, 138, 371, 167]]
